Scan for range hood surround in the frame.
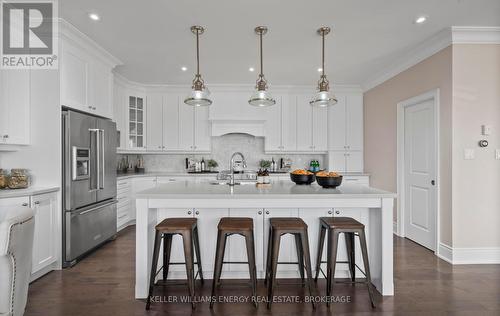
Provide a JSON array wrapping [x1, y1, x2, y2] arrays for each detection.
[[210, 119, 266, 137]]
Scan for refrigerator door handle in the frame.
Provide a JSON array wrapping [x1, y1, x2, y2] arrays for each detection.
[[99, 129, 105, 190], [89, 128, 99, 192]]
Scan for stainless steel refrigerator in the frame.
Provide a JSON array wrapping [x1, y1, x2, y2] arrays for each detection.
[[62, 109, 117, 267]]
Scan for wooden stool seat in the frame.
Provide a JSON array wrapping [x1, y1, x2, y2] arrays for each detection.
[[211, 217, 257, 308], [270, 217, 307, 230], [266, 217, 316, 309], [320, 216, 365, 229], [156, 218, 197, 231], [218, 217, 253, 231]]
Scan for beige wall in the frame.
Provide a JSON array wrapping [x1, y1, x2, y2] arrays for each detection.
[[452, 44, 500, 248], [364, 46, 453, 246]]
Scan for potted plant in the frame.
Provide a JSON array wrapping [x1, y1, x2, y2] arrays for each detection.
[[207, 159, 218, 172], [259, 159, 271, 169]]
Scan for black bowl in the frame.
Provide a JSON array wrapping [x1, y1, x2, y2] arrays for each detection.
[[290, 173, 316, 185], [316, 175, 343, 188]]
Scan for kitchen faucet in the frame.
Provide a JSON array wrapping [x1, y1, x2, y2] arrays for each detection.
[[229, 152, 246, 186]]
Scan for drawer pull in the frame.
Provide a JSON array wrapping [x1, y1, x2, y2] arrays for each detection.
[[335, 210, 340, 215]]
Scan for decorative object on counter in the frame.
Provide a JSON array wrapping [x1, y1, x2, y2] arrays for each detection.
[[281, 157, 293, 171], [257, 169, 264, 184], [8, 169, 30, 189], [117, 157, 128, 174], [271, 157, 277, 172], [290, 169, 315, 185], [0, 169, 7, 189], [201, 157, 206, 172], [207, 159, 218, 172], [315, 171, 343, 188], [135, 157, 145, 173], [248, 26, 275, 107], [309, 160, 321, 172], [259, 159, 271, 170], [310, 26, 337, 108], [184, 25, 212, 107]]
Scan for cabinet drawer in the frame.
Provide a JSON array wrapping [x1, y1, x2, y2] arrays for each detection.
[[117, 188, 131, 199], [0, 196, 30, 208], [117, 199, 131, 210]]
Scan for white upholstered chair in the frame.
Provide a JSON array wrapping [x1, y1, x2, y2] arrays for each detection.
[[0, 207, 35, 316]]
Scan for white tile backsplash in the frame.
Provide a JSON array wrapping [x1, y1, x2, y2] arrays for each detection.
[[119, 133, 325, 172]]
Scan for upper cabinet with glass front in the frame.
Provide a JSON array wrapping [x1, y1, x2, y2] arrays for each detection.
[[128, 94, 146, 150]]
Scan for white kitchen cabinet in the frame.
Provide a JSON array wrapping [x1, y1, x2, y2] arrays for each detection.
[[30, 192, 58, 274], [0, 196, 29, 208], [0, 69, 31, 145], [194, 208, 229, 273], [264, 95, 297, 152], [227, 209, 264, 273], [263, 208, 300, 275], [178, 104, 195, 151], [295, 95, 328, 152], [113, 81, 127, 150], [146, 93, 164, 151], [128, 93, 146, 149], [298, 208, 332, 276], [117, 178, 132, 230], [60, 38, 116, 118], [194, 106, 211, 152], [163, 94, 180, 150], [328, 94, 363, 151], [328, 150, 364, 173]]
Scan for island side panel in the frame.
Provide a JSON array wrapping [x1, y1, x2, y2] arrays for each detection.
[[135, 198, 157, 299], [381, 197, 394, 295]]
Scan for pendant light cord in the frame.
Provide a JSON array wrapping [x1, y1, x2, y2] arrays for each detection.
[[196, 30, 200, 76], [259, 31, 264, 77], [321, 31, 325, 77]]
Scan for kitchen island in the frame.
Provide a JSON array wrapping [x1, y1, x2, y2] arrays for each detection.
[[135, 181, 396, 299]]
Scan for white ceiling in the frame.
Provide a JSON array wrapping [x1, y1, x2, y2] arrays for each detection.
[[60, 0, 500, 86]]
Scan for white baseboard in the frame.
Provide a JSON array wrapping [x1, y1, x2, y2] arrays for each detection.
[[437, 243, 500, 264], [393, 221, 400, 236]]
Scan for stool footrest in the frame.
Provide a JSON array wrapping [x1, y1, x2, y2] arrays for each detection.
[[222, 261, 250, 265]]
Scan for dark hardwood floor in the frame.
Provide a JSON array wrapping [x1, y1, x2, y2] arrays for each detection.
[[25, 226, 500, 315]]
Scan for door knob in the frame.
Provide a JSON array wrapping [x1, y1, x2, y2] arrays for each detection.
[[431, 180, 436, 186]]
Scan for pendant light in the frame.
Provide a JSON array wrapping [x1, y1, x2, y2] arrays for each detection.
[[184, 25, 212, 106], [310, 27, 337, 107], [248, 26, 275, 107]]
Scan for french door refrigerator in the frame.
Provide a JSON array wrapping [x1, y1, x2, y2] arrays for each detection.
[[62, 109, 117, 267]]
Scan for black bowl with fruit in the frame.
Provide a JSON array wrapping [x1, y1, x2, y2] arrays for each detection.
[[315, 172, 343, 188], [290, 170, 316, 185]]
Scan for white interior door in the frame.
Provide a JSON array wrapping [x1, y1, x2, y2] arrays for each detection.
[[403, 98, 436, 251]]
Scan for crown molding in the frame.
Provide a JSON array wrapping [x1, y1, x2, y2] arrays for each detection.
[[59, 18, 123, 68], [362, 26, 500, 92]]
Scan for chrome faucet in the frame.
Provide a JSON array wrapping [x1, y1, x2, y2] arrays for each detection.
[[229, 152, 247, 186]]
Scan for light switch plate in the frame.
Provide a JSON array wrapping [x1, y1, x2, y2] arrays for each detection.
[[482, 125, 492, 136], [464, 148, 475, 160]]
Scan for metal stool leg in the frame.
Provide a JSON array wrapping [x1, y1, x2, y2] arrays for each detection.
[[245, 231, 258, 308], [294, 233, 305, 286], [345, 232, 355, 282], [314, 224, 326, 282], [264, 225, 273, 286], [267, 229, 281, 309], [182, 231, 196, 309], [359, 229, 376, 308], [300, 230, 316, 309], [193, 225, 204, 284], [162, 234, 172, 281], [326, 229, 339, 308], [146, 231, 162, 310], [210, 229, 226, 308]]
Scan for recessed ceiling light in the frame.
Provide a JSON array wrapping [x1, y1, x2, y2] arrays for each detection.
[[414, 15, 428, 24], [181, 66, 187, 71], [317, 68, 323, 72], [249, 67, 255, 72], [88, 13, 100, 21]]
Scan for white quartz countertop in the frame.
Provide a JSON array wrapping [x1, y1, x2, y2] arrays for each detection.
[[135, 181, 394, 199], [118, 172, 370, 179], [0, 186, 60, 199]]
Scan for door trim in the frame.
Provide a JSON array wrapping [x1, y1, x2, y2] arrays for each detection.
[[396, 89, 440, 253]]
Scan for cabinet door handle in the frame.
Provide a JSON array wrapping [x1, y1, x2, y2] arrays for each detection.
[[195, 211, 199, 215], [258, 211, 262, 215], [187, 210, 192, 215], [265, 210, 270, 215], [34, 201, 40, 205], [335, 210, 340, 215], [328, 210, 332, 215], [22, 203, 28, 207]]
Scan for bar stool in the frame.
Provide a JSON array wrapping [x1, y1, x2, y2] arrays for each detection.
[[265, 217, 316, 309], [210, 217, 257, 308], [314, 217, 375, 308], [145, 218, 204, 310]]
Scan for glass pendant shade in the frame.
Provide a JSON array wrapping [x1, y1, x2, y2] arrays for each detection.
[[184, 86, 212, 107], [248, 89, 275, 107], [310, 90, 337, 107]]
